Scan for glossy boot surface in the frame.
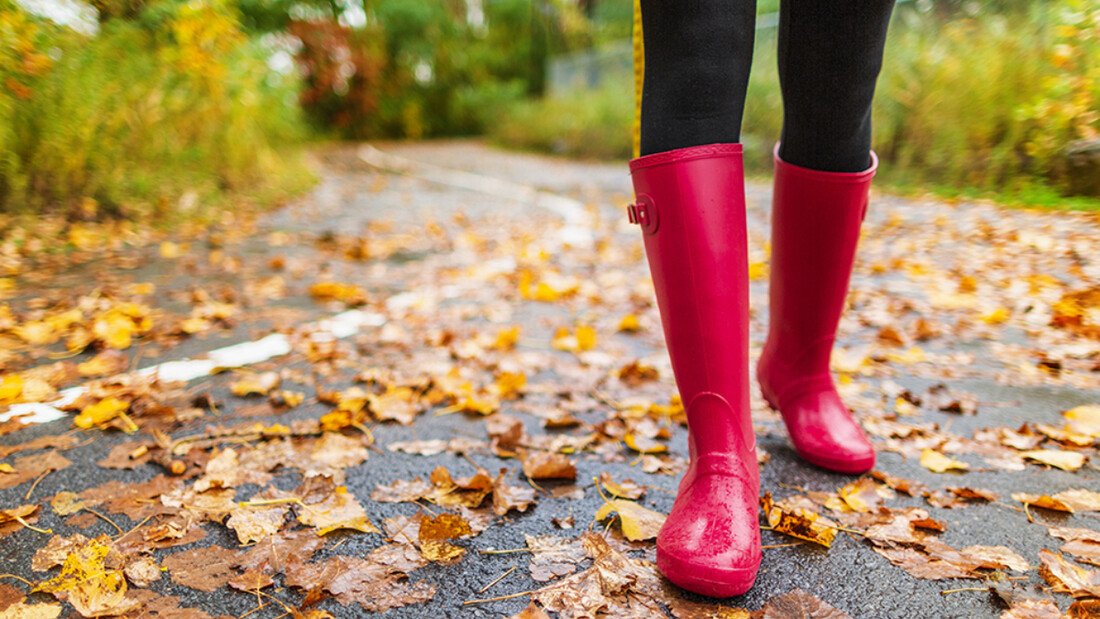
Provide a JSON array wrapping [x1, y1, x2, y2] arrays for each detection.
[[758, 146, 877, 474], [629, 144, 760, 597]]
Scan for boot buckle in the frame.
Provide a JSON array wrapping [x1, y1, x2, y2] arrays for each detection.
[[627, 194, 659, 235]]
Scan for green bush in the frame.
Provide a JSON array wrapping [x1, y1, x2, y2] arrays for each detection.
[[0, 0, 311, 222]]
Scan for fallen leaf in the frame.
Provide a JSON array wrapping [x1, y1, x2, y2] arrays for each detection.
[[297, 486, 380, 536], [595, 500, 665, 542], [521, 451, 577, 481], [761, 493, 837, 548], [1021, 449, 1087, 471], [525, 534, 587, 582], [760, 588, 853, 619], [919, 449, 970, 473], [161, 545, 240, 592], [959, 545, 1030, 572], [1038, 548, 1100, 598], [33, 534, 140, 617], [1013, 493, 1075, 513]]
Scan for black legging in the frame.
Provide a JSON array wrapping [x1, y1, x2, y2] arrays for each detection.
[[638, 0, 896, 173]]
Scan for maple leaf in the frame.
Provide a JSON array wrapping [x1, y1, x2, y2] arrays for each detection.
[[296, 486, 380, 536], [226, 501, 288, 545], [531, 533, 664, 619], [759, 588, 853, 619], [760, 492, 837, 548], [285, 555, 435, 612], [525, 534, 587, 582], [594, 499, 665, 542], [161, 545, 241, 592], [1038, 548, 1100, 598], [33, 534, 141, 617], [237, 530, 326, 575]]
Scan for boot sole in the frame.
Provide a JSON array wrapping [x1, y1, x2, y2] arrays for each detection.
[[657, 545, 760, 598]]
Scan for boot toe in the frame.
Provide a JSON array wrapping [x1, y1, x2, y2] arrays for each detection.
[[655, 458, 761, 597]]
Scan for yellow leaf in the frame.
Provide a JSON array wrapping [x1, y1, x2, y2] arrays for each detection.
[[74, 397, 130, 429], [979, 307, 1010, 324], [159, 241, 184, 258], [624, 432, 667, 454], [491, 326, 520, 350], [1021, 450, 1087, 471], [309, 282, 368, 306], [595, 500, 665, 541], [493, 371, 527, 399], [1064, 405, 1100, 437], [0, 373, 24, 403], [748, 261, 768, 281], [575, 325, 596, 351], [230, 372, 280, 397], [919, 449, 970, 473], [617, 314, 640, 332], [33, 534, 139, 616], [0, 463, 14, 473], [760, 492, 837, 548]]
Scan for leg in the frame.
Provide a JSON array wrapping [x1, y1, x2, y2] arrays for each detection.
[[631, 0, 761, 597], [759, 0, 895, 473], [639, 0, 756, 155], [777, 0, 895, 172]]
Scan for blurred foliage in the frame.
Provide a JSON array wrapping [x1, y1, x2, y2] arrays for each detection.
[[0, 0, 311, 221], [491, 78, 632, 159], [288, 0, 604, 139], [495, 0, 1100, 204]]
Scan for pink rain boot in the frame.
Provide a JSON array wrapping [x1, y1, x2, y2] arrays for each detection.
[[628, 144, 760, 597], [757, 145, 878, 474]]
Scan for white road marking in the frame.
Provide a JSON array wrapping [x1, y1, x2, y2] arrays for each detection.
[[0, 310, 386, 426]]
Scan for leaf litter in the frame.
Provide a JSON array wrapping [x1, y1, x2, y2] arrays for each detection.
[[1, 148, 1100, 617]]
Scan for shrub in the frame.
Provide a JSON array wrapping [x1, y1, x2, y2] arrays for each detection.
[[0, 0, 311, 221]]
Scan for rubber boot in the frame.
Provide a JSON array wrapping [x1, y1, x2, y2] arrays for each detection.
[[628, 143, 760, 597], [757, 145, 878, 474]]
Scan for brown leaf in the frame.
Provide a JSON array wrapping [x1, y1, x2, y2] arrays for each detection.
[[0, 583, 24, 611], [521, 451, 577, 481], [0, 601, 62, 618], [959, 545, 1030, 572], [667, 597, 751, 618], [285, 555, 435, 612], [419, 512, 472, 542], [1038, 548, 1100, 598], [296, 486, 380, 535], [990, 583, 1061, 619], [1053, 489, 1100, 512], [760, 588, 852, 619], [1013, 493, 1075, 513], [95, 441, 154, 470], [487, 414, 526, 454], [531, 534, 663, 619], [226, 502, 288, 545], [508, 602, 552, 619], [227, 570, 275, 592], [525, 534, 587, 582], [491, 469, 538, 516], [372, 477, 434, 503], [1067, 598, 1100, 618], [870, 470, 928, 496], [161, 546, 241, 592], [123, 557, 161, 588], [237, 530, 326, 575], [0, 451, 71, 490], [0, 434, 79, 460], [760, 492, 837, 548], [947, 486, 999, 502]]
